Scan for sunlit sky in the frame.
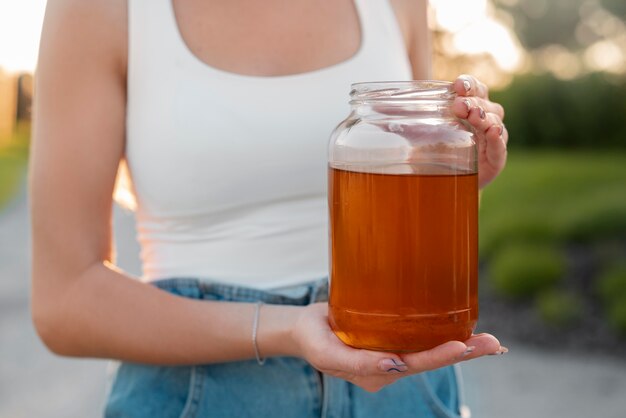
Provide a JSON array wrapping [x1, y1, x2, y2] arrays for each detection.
[[430, 0, 524, 71], [0, 0, 47, 73]]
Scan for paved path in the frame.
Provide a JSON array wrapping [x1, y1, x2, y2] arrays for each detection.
[[1, 185, 625, 417]]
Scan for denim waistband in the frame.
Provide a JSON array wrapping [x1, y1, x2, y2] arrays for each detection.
[[150, 277, 329, 305]]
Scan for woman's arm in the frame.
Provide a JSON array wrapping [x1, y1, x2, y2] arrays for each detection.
[[30, 0, 300, 365], [452, 74, 508, 188], [391, 0, 432, 79]]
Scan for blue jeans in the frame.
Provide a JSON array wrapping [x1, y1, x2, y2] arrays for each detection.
[[104, 278, 466, 418]]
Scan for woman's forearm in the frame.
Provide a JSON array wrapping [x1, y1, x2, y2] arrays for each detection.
[[32, 262, 302, 365]]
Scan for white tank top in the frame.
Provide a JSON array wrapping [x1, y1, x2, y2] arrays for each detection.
[[126, 0, 413, 289]]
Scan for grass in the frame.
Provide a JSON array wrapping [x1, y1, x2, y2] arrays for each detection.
[[0, 125, 30, 211], [489, 242, 565, 299], [479, 151, 626, 258]]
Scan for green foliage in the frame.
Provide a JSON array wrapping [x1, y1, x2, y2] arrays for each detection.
[[480, 212, 559, 258], [497, 0, 585, 50], [480, 151, 626, 257], [607, 301, 626, 336], [535, 290, 583, 328], [489, 242, 565, 299], [491, 74, 626, 149], [494, 0, 626, 51], [561, 206, 626, 243], [596, 263, 626, 306], [599, 0, 626, 18], [0, 125, 30, 210], [596, 259, 626, 336]]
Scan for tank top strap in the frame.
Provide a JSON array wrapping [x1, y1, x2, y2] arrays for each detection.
[[127, 0, 184, 72]]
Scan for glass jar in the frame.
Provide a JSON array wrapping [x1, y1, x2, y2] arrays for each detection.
[[328, 81, 478, 352]]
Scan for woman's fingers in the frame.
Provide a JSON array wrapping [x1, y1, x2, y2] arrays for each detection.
[[449, 76, 510, 188], [453, 96, 505, 121], [461, 102, 506, 150], [304, 328, 410, 392], [399, 340, 468, 373], [476, 113, 508, 189], [467, 107, 504, 137], [454, 74, 490, 99], [330, 341, 408, 377], [485, 121, 508, 154], [399, 334, 506, 372], [460, 333, 504, 360]]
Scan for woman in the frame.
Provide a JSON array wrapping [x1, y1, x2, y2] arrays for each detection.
[[30, 0, 508, 416]]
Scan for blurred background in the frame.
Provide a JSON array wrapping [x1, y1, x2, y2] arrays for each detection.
[[1, 0, 625, 417]]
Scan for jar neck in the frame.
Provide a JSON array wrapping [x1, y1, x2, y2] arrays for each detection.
[[349, 81, 456, 119]]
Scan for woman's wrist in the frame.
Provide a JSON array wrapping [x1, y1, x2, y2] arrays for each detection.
[[255, 304, 304, 359]]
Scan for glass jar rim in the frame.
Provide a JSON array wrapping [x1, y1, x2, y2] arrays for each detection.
[[350, 80, 455, 104]]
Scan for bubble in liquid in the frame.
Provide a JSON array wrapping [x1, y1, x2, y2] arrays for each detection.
[[388, 122, 404, 133]]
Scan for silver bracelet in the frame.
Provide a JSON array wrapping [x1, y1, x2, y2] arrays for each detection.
[[252, 301, 266, 366]]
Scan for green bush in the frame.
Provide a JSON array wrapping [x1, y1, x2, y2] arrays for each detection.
[[595, 263, 626, 337], [607, 300, 626, 337], [595, 263, 626, 306], [561, 210, 626, 243], [491, 73, 626, 149], [535, 290, 583, 328], [557, 188, 626, 243], [489, 243, 566, 299], [480, 213, 559, 258]]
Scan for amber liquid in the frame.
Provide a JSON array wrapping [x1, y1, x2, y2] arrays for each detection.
[[328, 167, 478, 352]]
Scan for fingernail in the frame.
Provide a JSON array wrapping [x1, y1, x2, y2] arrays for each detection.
[[499, 125, 504, 136], [463, 99, 471, 113], [489, 346, 509, 356], [379, 358, 408, 373], [479, 107, 486, 120], [457, 346, 475, 360], [462, 346, 476, 358], [462, 79, 471, 93]]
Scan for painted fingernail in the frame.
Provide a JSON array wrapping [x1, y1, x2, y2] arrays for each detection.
[[479, 107, 486, 120], [462, 79, 471, 93], [462, 346, 476, 358], [456, 345, 476, 360], [379, 358, 408, 373], [463, 99, 471, 113], [489, 346, 509, 356]]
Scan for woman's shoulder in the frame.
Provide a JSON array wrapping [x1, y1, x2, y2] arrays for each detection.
[[44, 0, 128, 33], [389, 0, 427, 23], [388, 0, 430, 78], [42, 0, 128, 79], [389, 0, 428, 46]]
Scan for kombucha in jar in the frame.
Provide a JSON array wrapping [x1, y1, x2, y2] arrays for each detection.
[[328, 81, 478, 352]]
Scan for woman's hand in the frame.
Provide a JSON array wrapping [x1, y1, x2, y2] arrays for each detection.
[[289, 303, 505, 393], [452, 75, 508, 189]]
